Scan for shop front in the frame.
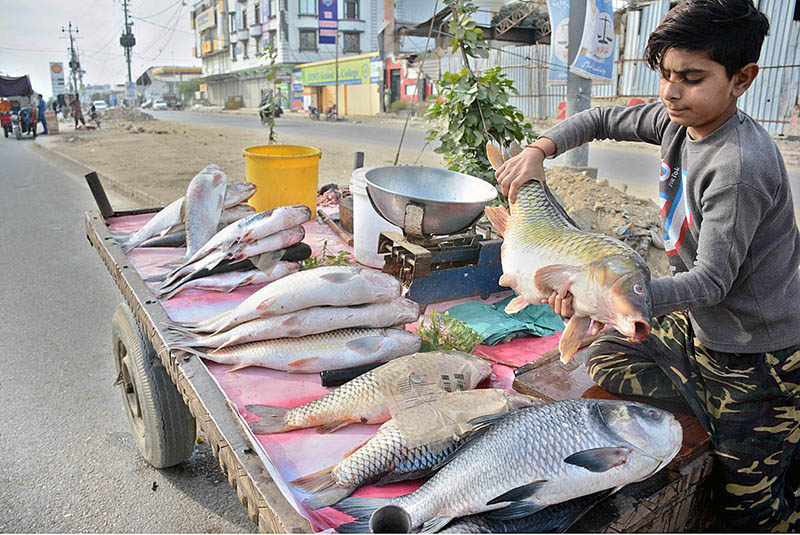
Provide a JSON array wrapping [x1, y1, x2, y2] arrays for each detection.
[[294, 52, 381, 116]]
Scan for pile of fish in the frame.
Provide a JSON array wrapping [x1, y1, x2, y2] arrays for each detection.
[[167, 266, 422, 373], [333, 398, 683, 533], [486, 142, 654, 364]]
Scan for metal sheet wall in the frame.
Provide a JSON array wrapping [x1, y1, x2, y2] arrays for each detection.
[[428, 1, 798, 134]]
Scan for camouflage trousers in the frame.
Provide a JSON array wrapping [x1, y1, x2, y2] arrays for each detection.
[[585, 311, 800, 532]]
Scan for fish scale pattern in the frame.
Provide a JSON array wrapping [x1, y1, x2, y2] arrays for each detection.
[[510, 182, 641, 263], [286, 370, 385, 428], [332, 420, 459, 488]]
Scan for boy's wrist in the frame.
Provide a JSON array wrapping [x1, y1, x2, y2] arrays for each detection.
[[524, 145, 549, 160]]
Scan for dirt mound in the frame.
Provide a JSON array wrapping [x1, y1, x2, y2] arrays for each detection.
[[546, 166, 670, 278], [103, 107, 155, 123]]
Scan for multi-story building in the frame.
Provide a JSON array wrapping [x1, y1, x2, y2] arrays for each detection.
[[190, 0, 383, 110]]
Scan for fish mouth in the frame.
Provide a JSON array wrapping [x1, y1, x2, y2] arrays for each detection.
[[631, 320, 650, 342]]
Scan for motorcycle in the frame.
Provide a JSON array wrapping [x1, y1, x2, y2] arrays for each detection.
[[324, 104, 337, 121], [10, 105, 35, 140], [258, 95, 283, 124], [308, 105, 320, 120]]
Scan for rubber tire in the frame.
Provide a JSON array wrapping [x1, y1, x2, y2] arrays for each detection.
[[14, 126, 21, 140], [112, 303, 196, 468], [3, 127, 8, 138]]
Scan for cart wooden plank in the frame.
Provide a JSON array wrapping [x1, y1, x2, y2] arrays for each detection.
[[85, 210, 312, 533]]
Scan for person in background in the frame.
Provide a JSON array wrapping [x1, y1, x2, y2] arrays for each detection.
[[496, 0, 799, 531], [69, 94, 85, 129], [36, 94, 48, 135]]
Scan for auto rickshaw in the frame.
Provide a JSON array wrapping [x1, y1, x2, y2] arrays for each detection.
[[0, 74, 37, 140]]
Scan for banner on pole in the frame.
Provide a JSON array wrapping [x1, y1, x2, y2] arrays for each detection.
[[570, 0, 615, 82], [318, 0, 338, 44], [545, 0, 570, 85], [50, 62, 66, 95]]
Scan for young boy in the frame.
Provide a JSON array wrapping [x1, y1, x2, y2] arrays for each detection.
[[496, 0, 800, 531]]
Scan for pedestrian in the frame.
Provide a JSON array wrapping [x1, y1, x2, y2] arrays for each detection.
[[496, 0, 799, 531], [51, 98, 58, 114], [36, 93, 48, 135], [70, 94, 85, 129]]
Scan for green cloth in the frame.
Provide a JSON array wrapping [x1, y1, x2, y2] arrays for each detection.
[[445, 295, 565, 345]]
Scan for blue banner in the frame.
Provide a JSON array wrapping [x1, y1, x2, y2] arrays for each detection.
[[318, 0, 337, 44], [570, 0, 615, 82], [546, 0, 570, 85]]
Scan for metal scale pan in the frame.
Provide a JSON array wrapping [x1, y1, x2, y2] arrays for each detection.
[[364, 166, 505, 305]]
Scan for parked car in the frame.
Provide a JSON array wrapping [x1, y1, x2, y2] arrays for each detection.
[[141, 99, 153, 108], [92, 100, 108, 114], [153, 99, 168, 110]]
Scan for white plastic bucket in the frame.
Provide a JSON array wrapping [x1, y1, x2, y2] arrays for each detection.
[[351, 167, 401, 268]]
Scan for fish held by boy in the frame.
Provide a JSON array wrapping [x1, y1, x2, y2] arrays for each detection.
[[174, 327, 421, 373], [245, 350, 493, 435], [485, 142, 653, 363], [334, 398, 682, 534], [291, 389, 540, 510]]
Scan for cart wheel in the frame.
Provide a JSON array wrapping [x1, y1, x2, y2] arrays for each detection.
[[112, 303, 196, 468], [3, 127, 7, 138], [14, 126, 21, 140]]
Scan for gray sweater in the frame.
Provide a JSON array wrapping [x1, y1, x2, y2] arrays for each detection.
[[542, 102, 800, 353]]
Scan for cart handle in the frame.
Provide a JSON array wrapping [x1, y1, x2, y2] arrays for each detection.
[[85, 171, 114, 218]]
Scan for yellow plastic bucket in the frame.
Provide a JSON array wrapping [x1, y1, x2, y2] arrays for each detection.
[[243, 145, 322, 219]]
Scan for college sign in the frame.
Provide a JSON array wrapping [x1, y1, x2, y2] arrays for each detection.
[[318, 0, 338, 44], [301, 56, 371, 86]]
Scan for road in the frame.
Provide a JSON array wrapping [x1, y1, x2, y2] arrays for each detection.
[[0, 139, 253, 532], [153, 109, 800, 217]]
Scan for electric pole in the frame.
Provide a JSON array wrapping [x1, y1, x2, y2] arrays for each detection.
[[565, 0, 591, 167], [62, 22, 80, 94], [120, 0, 136, 85]]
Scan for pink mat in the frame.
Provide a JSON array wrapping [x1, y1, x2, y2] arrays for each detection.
[[107, 208, 561, 531]]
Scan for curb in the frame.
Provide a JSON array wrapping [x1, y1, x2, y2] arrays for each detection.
[[31, 139, 164, 207]]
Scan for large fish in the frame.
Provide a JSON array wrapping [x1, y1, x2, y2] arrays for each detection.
[[156, 262, 301, 301], [175, 327, 421, 373], [485, 142, 653, 363], [183, 166, 228, 257], [246, 351, 493, 434], [166, 298, 420, 349], [291, 389, 540, 510], [334, 398, 682, 533], [180, 266, 403, 334], [138, 204, 257, 248]]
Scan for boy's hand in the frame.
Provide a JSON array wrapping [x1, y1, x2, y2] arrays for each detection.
[[496, 146, 548, 204]]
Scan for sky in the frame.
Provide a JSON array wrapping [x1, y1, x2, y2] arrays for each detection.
[[0, 0, 200, 100]]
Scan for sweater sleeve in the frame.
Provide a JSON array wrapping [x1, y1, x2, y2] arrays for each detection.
[[542, 102, 669, 156], [650, 182, 772, 317]]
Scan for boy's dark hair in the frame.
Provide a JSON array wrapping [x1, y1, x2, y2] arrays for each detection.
[[645, 0, 769, 78]]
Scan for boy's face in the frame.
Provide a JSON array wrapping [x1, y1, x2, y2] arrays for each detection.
[[658, 48, 741, 139]]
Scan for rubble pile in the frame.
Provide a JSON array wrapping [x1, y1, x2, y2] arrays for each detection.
[[546, 166, 670, 277], [104, 107, 155, 123]]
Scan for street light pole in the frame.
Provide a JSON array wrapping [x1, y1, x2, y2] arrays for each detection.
[[334, 29, 339, 120]]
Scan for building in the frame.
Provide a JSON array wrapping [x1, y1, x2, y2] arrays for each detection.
[[294, 51, 381, 114], [135, 66, 204, 104], [190, 0, 383, 110]]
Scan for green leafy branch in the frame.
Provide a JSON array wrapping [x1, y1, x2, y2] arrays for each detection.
[[301, 239, 354, 270], [417, 310, 483, 353]]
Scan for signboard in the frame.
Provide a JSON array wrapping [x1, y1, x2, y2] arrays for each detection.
[[261, 0, 270, 22], [370, 57, 381, 84], [50, 62, 66, 95], [196, 6, 217, 31], [545, 0, 569, 84], [125, 81, 136, 101], [301, 56, 371, 86], [318, 0, 338, 44], [570, 0, 615, 82]]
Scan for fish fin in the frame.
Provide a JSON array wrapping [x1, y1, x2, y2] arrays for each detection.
[[345, 336, 387, 356], [530, 489, 615, 533], [559, 315, 592, 364], [315, 419, 352, 434], [486, 480, 547, 505], [332, 497, 389, 533], [290, 467, 354, 510], [216, 335, 245, 350], [256, 296, 278, 313], [484, 205, 509, 237], [282, 316, 300, 327], [246, 405, 292, 434], [486, 141, 506, 170], [142, 272, 169, 283], [484, 501, 545, 520], [508, 141, 523, 158], [163, 326, 202, 348], [375, 468, 434, 486], [498, 273, 516, 287], [533, 264, 583, 295], [226, 362, 252, 373], [320, 272, 360, 284], [286, 357, 320, 373], [504, 295, 529, 314], [564, 447, 632, 472], [158, 286, 185, 301], [420, 516, 453, 533]]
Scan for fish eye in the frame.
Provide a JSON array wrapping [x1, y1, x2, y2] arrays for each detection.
[[633, 283, 646, 295]]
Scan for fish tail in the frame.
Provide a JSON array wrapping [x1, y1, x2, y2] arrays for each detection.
[[172, 345, 208, 359], [486, 141, 506, 170], [142, 272, 169, 283], [484, 205, 509, 236], [157, 285, 185, 301], [290, 466, 354, 509], [333, 497, 393, 533], [163, 325, 202, 347], [245, 404, 293, 434]]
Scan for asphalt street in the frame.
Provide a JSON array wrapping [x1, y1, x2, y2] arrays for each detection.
[[0, 138, 254, 532]]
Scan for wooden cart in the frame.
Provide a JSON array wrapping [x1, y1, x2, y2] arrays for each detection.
[[84, 172, 313, 533]]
